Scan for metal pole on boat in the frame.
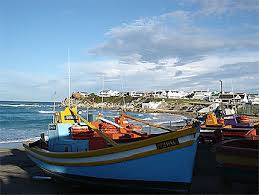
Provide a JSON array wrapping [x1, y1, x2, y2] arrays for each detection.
[[68, 48, 71, 108], [53, 91, 56, 123], [219, 80, 223, 110], [53, 92, 56, 112], [87, 107, 89, 121], [219, 80, 223, 97], [101, 73, 104, 113], [121, 74, 126, 111]]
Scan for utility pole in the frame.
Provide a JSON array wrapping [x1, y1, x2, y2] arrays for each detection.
[[219, 80, 223, 96]]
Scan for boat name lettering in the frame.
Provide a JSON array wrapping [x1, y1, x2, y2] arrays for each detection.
[[156, 139, 179, 149], [48, 124, 56, 130], [64, 115, 78, 120]]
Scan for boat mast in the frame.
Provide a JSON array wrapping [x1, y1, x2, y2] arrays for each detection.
[[231, 79, 237, 113], [101, 73, 104, 113], [53, 91, 56, 112], [68, 48, 71, 108], [121, 74, 126, 111], [219, 80, 223, 110]]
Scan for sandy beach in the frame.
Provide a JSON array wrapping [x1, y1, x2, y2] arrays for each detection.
[[1, 144, 257, 194]]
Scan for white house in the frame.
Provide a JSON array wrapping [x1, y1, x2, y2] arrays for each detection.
[[248, 94, 259, 104], [153, 91, 166, 98], [118, 91, 130, 97], [216, 92, 248, 104], [252, 96, 259, 105], [129, 91, 145, 97], [144, 91, 155, 97], [192, 90, 212, 100], [78, 91, 88, 97], [167, 90, 188, 99], [99, 90, 119, 97], [161, 90, 168, 98], [237, 93, 249, 103]]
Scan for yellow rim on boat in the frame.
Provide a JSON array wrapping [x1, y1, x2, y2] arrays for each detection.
[[25, 140, 194, 166], [23, 126, 197, 159]]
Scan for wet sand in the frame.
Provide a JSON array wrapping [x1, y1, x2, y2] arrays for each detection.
[[0, 145, 258, 194]]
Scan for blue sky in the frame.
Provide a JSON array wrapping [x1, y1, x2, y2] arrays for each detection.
[[1, 0, 259, 101]]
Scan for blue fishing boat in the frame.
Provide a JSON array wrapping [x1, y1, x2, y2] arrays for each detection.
[[23, 106, 200, 192]]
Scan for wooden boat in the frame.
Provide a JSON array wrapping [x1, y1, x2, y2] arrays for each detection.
[[239, 115, 259, 125], [23, 107, 200, 192], [214, 124, 259, 187], [200, 113, 255, 143], [224, 114, 254, 128], [200, 112, 224, 143], [221, 114, 254, 138]]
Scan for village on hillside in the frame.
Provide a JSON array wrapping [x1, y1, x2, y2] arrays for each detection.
[[64, 89, 259, 116]]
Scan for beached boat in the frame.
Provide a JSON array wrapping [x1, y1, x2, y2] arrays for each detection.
[[213, 125, 259, 187], [221, 114, 253, 138], [23, 106, 200, 192], [199, 112, 223, 143], [200, 113, 256, 143]]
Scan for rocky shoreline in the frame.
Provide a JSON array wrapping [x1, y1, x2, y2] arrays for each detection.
[[62, 95, 209, 118], [76, 104, 197, 118]]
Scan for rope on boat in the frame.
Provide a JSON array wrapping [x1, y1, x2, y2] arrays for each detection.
[[97, 117, 123, 129], [69, 108, 118, 146], [121, 114, 174, 132]]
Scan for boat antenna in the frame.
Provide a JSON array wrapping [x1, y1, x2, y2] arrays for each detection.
[[121, 74, 126, 112], [53, 91, 56, 112], [231, 79, 236, 112], [53, 91, 56, 123], [68, 48, 71, 108]]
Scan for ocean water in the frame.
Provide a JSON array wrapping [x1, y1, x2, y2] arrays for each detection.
[[0, 101, 187, 147]]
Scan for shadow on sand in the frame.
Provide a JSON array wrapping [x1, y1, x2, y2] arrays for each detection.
[[0, 146, 258, 194], [0, 149, 126, 194]]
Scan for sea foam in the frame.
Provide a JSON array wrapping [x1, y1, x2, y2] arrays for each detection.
[[38, 110, 55, 114]]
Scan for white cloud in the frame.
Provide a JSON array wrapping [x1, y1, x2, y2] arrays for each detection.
[[86, 2, 259, 93], [90, 8, 259, 64], [69, 52, 259, 92], [2, 0, 259, 101], [190, 0, 259, 16], [2, 51, 258, 101]]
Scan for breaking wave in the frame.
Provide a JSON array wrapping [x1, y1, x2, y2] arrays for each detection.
[[156, 119, 185, 125], [38, 110, 55, 114], [0, 103, 42, 107], [142, 117, 159, 121], [0, 137, 41, 144]]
